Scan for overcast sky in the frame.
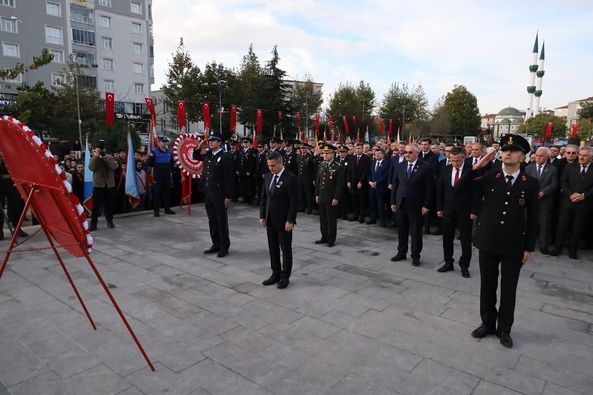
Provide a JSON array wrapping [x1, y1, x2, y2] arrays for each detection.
[[152, 0, 593, 115]]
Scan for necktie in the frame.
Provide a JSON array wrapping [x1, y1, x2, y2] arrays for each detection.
[[473, 157, 478, 165], [270, 174, 278, 192], [407, 164, 413, 181], [506, 175, 513, 191], [356, 156, 360, 166], [453, 168, 460, 186], [375, 161, 380, 172], [537, 165, 542, 178], [581, 166, 587, 177]]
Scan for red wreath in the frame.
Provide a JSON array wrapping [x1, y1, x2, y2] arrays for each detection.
[[173, 133, 204, 178]]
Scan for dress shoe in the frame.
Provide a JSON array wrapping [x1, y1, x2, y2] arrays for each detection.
[[154, 212, 160, 217], [327, 241, 335, 247], [430, 230, 442, 236], [378, 220, 386, 227], [411, 258, 420, 266], [390, 254, 406, 262], [262, 276, 280, 286], [106, 221, 115, 229], [216, 250, 228, 258], [539, 247, 550, 255], [165, 209, 176, 215], [18, 229, 29, 237], [358, 217, 365, 223], [314, 239, 328, 244], [306, 210, 312, 215], [549, 248, 560, 256], [89, 224, 97, 231], [461, 268, 470, 278], [569, 252, 578, 260], [437, 263, 454, 273], [366, 219, 376, 225], [499, 331, 513, 348], [277, 278, 289, 289], [471, 324, 496, 339], [203, 246, 220, 254]]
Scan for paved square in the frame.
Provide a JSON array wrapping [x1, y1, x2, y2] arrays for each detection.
[[0, 204, 592, 394]]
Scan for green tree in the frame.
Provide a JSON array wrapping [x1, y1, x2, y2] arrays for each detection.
[[289, 76, 323, 134], [379, 82, 429, 137], [518, 113, 567, 139], [10, 81, 57, 131], [441, 85, 480, 136], [0, 48, 54, 80], [263, 45, 292, 136], [576, 118, 593, 141], [237, 44, 266, 133], [328, 81, 376, 137], [201, 61, 238, 138], [578, 101, 593, 120], [429, 96, 451, 135]]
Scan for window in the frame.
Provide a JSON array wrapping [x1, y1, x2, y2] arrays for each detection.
[[0, 17, 16, 33], [99, 0, 111, 6], [51, 73, 65, 87], [134, 83, 144, 95], [101, 36, 112, 49], [130, 1, 141, 14], [149, 45, 154, 58], [133, 102, 145, 115], [133, 62, 143, 74], [2, 42, 19, 57], [50, 49, 64, 63], [103, 58, 113, 70], [78, 75, 97, 89], [132, 42, 142, 54], [70, 5, 94, 24], [99, 15, 111, 28], [104, 79, 114, 92], [72, 28, 95, 46], [45, 26, 63, 45], [0, 0, 15, 7], [132, 22, 141, 34], [46, 2, 61, 17], [74, 51, 96, 67]]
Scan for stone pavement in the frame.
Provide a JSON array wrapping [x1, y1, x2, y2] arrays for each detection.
[[0, 204, 592, 394]]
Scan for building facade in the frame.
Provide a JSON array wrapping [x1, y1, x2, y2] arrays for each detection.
[[0, 0, 153, 120]]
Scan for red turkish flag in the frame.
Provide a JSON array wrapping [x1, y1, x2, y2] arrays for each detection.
[[177, 101, 186, 131], [379, 119, 385, 136], [572, 122, 579, 139], [342, 116, 350, 135], [252, 131, 258, 149], [545, 121, 553, 139], [328, 116, 334, 134], [295, 112, 301, 131], [105, 92, 115, 127], [314, 113, 320, 136], [145, 97, 156, 124], [256, 109, 263, 133], [278, 111, 282, 125], [202, 102, 211, 131], [230, 105, 237, 132]]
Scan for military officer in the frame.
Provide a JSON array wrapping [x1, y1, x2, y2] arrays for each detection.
[[470, 134, 539, 349], [314, 144, 344, 247], [296, 142, 315, 214], [335, 145, 352, 220], [283, 140, 298, 175], [238, 137, 257, 204], [147, 136, 176, 217]]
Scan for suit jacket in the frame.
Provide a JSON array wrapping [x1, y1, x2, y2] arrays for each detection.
[[436, 164, 473, 216], [524, 162, 558, 208], [369, 159, 391, 188], [390, 160, 434, 208], [559, 162, 593, 210], [420, 150, 439, 174], [193, 149, 235, 199], [388, 155, 405, 186], [350, 154, 371, 186], [472, 170, 539, 255], [260, 170, 298, 229]]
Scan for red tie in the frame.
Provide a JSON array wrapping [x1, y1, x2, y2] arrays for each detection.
[[454, 168, 460, 186]]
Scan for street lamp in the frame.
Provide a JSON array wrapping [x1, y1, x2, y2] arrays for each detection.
[[203, 80, 226, 135]]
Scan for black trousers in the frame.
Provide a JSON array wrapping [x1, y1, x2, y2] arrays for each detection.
[[555, 204, 589, 254], [537, 204, 553, 249], [351, 187, 368, 220], [153, 178, 171, 213], [369, 187, 388, 223], [239, 175, 255, 204], [298, 183, 314, 213], [319, 202, 338, 242], [266, 222, 293, 279], [91, 187, 114, 225], [337, 189, 351, 219], [396, 200, 423, 258], [442, 210, 472, 268], [205, 194, 230, 250], [0, 179, 23, 228], [479, 250, 522, 334]]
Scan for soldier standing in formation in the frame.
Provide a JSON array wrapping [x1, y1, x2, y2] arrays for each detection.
[[296, 143, 315, 214], [315, 144, 344, 247], [238, 137, 257, 205]]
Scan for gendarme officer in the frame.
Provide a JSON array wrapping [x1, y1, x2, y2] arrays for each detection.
[[315, 144, 344, 247], [147, 135, 176, 217], [193, 133, 235, 258], [470, 134, 539, 349]]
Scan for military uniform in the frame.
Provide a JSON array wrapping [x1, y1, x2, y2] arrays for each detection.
[[296, 148, 315, 214], [315, 145, 345, 246], [255, 148, 269, 202], [238, 143, 257, 204], [335, 148, 352, 219], [283, 148, 298, 176]]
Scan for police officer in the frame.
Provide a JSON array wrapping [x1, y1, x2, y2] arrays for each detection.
[[238, 137, 257, 204], [470, 134, 539, 349], [193, 133, 234, 258], [314, 144, 344, 247], [147, 136, 176, 217]]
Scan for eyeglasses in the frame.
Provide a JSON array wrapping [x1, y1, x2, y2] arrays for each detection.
[[404, 151, 415, 154], [566, 152, 577, 155]]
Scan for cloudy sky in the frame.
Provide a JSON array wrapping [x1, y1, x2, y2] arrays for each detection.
[[152, 0, 593, 115]]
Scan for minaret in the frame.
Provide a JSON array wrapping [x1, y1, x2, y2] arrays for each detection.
[[533, 42, 545, 117], [526, 33, 539, 120]]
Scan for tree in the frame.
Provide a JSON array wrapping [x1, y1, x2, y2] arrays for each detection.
[[10, 81, 57, 131], [576, 118, 593, 141], [161, 38, 202, 128], [289, 76, 323, 134], [441, 85, 480, 136], [0, 48, 53, 80], [201, 61, 238, 137], [379, 82, 429, 137], [328, 81, 376, 137], [429, 96, 451, 135], [518, 113, 567, 139], [263, 45, 292, 136], [578, 101, 593, 120], [236, 44, 265, 133]]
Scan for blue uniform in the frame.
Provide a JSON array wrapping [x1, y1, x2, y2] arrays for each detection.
[[148, 147, 174, 214]]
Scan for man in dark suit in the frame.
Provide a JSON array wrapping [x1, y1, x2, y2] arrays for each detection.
[[524, 147, 558, 255], [551, 146, 593, 259], [419, 138, 439, 173], [315, 144, 344, 247], [470, 134, 539, 349], [193, 133, 235, 258], [368, 148, 391, 226], [259, 151, 298, 289], [238, 137, 257, 204], [390, 143, 434, 266], [436, 146, 473, 277], [348, 143, 371, 223]]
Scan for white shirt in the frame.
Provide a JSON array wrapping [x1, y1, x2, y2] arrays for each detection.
[[211, 148, 222, 157], [406, 160, 417, 174], [503, 168, 521, 186], [269, 168, 285, 190], [450, 163, 464, 186]]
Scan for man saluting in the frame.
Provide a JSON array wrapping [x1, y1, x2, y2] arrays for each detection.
[[470, 134, 539, 348]]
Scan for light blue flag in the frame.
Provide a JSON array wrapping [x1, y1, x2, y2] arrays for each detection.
[[125, 130, 140, 207]]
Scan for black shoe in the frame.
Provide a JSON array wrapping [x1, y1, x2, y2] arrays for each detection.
[[549, 248, 560, 256], [106, 221, 115, 229], [539, 247, 550, 255], [471, 324, 496, 339], [430, 230, 442, 235], [89, 224, 97, 231], [306, 210, 312, 215], [499, 332, 513, 348], [277, 278, 289, 289], [390, 254, 406, 262], [165, 209, 176, 215], [411, 258, 420, 266], [327, 241, 335, 247], [262, 276, 280, 286], [378, 220, 386, 227], [0, 232, 4, 240], [569, 252, 578, 260], [366, 219, 376, 225], [18, 229, 29, 237], [437, 263, 454, 272], [154, 212, 160, 217], [461, 268, 470, 278], [217, 250, 228, 258], [358, 217, 365, 223], [314, 239, 328, 244], [203, 246, 220, 254]]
